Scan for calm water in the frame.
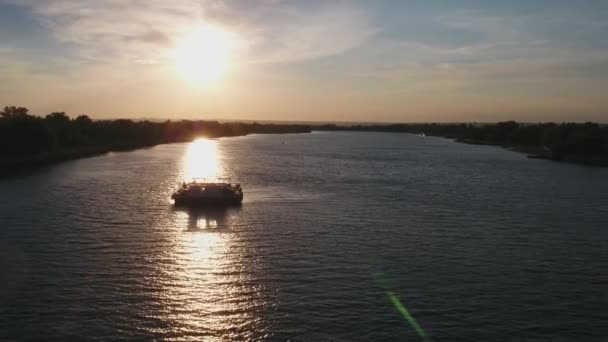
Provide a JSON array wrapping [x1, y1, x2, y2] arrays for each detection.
[[1, 132, 607, 341]]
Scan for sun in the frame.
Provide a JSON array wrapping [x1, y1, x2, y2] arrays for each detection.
[[173, 25, 235, 86]]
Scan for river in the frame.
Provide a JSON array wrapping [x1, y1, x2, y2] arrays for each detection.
[[1, 132, 607, 341]]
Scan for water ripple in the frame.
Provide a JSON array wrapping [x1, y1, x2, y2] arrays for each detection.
[[1, 133, 607, 340]]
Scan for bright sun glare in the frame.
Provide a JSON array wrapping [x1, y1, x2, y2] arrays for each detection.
[[173, 25, 235, 86], [183, 138, 220, 180]]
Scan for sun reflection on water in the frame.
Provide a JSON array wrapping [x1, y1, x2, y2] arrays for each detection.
[[182, 138, 222, 180], [147, 139, 268, 340], [181, 208, 234, 231], [154, 203, 266, 340]]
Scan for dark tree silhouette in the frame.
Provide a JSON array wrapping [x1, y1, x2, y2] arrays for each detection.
[[1, 105, 607, 170], [1, 106, 29, 118], [315, 121, 608, 165], [0, 105, 312, 172]]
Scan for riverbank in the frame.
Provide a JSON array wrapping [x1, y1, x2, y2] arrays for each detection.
[[0, 130, 318, 176], [2, 110, 607, 174], [0, 144, 153, 176], [315, 122, 608, 167], [0, 112, 312, 176], [3, 128, 606, 176], [455, 138, 608, 166]]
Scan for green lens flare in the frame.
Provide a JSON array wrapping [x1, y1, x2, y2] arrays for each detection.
[[386, 291, 431, 342]]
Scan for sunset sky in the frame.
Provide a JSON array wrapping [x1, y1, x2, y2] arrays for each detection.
[[1, 0, 607, 122]]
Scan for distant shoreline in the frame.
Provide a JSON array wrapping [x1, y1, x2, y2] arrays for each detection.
[[0, 110, 312, 176], [0, 132, 309, 176], [313, 122, 608, 167], [2, 109, 607, 176], [1, 143, 153, 176], [3, 129, 607, 177], [454, 138, 608, 166]]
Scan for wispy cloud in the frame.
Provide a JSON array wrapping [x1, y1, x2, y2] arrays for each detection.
[[2, 0, 607, 121], [7, 0, 204, 63], [242, 3, 378, 64], [355, 7, 608, 89], [8, 0, 378, 65]]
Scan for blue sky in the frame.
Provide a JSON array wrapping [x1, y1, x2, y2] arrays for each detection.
[[1, 0, 607, 122]]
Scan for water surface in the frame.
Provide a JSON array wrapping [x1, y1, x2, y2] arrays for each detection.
[[1, 132, 607, 341]]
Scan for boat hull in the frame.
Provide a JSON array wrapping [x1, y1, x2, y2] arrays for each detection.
[[172, 195, 243, 207], [171, 180, 243, 207]]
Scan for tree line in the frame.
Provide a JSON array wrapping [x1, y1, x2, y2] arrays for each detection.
[[0, 106, 311, 159], [2, 105, 607, 168], [316, 121, 608, 163]]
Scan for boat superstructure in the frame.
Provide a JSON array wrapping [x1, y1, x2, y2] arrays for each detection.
[[172, 177, 243, 206]]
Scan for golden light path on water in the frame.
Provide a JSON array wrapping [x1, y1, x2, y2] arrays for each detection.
[[182, 138, 222, 181], [153, 138, 265, 340]]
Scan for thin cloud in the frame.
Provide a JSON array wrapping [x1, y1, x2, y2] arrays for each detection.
[[10, 0, 378, 65], [124, 30, 173, 46], [243, 3, 379, 64]]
